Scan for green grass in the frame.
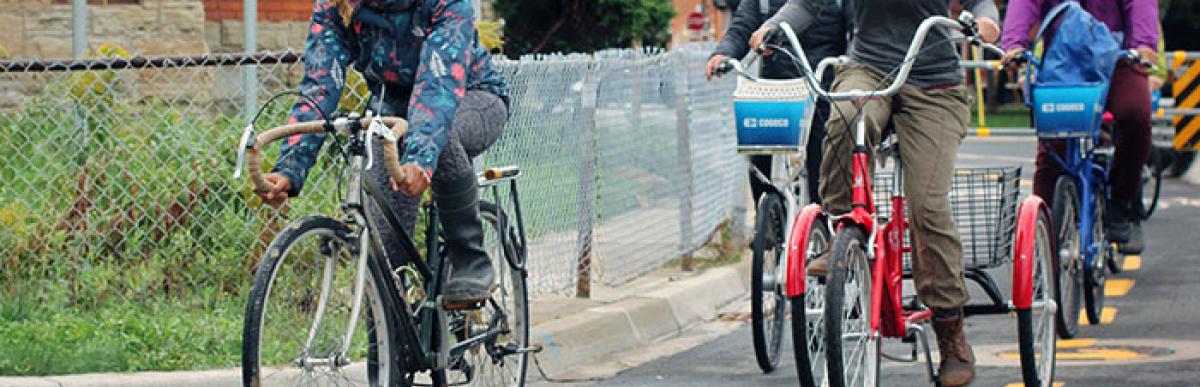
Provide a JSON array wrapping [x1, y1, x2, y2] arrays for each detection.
[[0, 296, 243, 375], [971, 103, 1032, 128], [0, 69, 334, 375]]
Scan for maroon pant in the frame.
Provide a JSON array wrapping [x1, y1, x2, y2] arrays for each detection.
[[1034, 60, 1152, 203]]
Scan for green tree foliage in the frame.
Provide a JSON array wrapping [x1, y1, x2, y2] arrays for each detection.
[[1161, 0, 1200, 50], [494, 0, 676, 56]]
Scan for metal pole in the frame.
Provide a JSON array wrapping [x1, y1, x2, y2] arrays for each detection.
[[72, 0, 87, 58], [674, 53, 695, 272], [575, 74, 599, 299], [242, 0, 259, 121]]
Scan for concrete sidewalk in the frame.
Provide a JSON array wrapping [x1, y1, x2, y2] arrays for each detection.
[[0, 255, 751, 387]]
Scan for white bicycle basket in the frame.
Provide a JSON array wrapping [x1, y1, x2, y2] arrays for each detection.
[[733, 76, 816, 153]]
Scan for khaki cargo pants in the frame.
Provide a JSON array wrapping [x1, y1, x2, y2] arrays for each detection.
[[819, 64, 971, 309]]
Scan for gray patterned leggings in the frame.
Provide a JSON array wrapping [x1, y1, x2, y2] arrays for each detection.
[[366, 90, 508, 254]]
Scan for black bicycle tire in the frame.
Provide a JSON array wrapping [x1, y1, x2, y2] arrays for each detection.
[[1050, 177, 1082, 339], [1140, 154, 1162, 220], [792, 217, 830, 387], [751, 193, 787, 373], [1017, 209, 1057, 387], [474, 201, 530, 387], [1084, 191, 1107, 325], [242, 215, 401, 387], [824, 227, 874, 387]]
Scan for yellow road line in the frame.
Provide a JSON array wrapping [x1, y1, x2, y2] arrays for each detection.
[[1079, 307, 1118, 325], [1005, 382, 1066, 387], [1105, 279, 1135, 297], [1123, 255, 1141, 271], [1057, 338, 1097, 348]]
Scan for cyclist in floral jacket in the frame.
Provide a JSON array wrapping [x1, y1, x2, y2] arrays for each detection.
[[256, 0, 511, 308]]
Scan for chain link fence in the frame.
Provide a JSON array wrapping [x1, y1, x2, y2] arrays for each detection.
[[0, 43, 742, 309]]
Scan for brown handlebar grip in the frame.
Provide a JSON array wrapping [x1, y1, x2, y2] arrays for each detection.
[[243, 121, 325, 194], [483, 166, 521, 180], [378, 118, 410, 187]]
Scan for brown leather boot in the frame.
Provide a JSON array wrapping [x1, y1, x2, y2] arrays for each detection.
[[806, 255, 829, 277], [932, 311, 975, 387]]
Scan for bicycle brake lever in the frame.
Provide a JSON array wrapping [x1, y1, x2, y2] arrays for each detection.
[[233, 123, 256, 179], [364, 116, 397, 170]]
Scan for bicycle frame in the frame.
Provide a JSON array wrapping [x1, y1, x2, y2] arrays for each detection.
[[1044, 139, 1107, 271], [247, 114, 529, 374]]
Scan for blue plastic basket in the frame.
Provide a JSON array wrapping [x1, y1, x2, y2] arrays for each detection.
[[1030, 83, 1107, 138], [733, 77, 815, 152]]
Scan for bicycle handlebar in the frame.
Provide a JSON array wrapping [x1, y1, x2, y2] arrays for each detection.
[[776, 12, 1003, 101], [234, 116, 409, 194]]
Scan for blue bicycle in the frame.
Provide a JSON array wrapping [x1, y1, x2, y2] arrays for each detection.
[[1021, 48, 1153, 339]]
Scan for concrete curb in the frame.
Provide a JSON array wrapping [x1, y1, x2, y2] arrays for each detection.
[[529, 265, 749, 377], [0, 265, 751, 387], [0, 368, 239, 387]]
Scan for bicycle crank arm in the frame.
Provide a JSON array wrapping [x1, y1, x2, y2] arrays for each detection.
[[448, 326, 510, 359]]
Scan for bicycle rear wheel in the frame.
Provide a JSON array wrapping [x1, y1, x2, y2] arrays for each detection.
[[1084, 191, 1107, 325], [243, 216, 400, 387], [751, 193, 788, 373], [824, 227, 878, 387], [448, 202, 529, 387], [1050, 177, 1082, 339], [1017, 207, 1057, 387], [791, 216, 830, 387]]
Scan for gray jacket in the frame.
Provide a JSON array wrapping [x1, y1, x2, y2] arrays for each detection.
[[713, 0, 852, 80]]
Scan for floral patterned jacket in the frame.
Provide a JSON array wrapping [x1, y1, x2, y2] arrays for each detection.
[[273, 0, 509, 196]]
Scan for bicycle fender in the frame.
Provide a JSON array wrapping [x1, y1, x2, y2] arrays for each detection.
[[786, 204, 827, 297], [1012, 195, 1051, 309]]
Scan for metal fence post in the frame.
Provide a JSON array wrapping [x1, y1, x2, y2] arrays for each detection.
[[72, 0, 87, 58], [575, 67, 599, 298], [242, 0, 259, 120], [674, 53, 696, 271]]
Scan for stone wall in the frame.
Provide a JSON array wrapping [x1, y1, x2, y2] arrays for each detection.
[[0, 0, 209, 59], [0, 0, 506, 58]]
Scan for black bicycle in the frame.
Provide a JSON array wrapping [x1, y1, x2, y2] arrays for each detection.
[[234, 105, 534, 387]]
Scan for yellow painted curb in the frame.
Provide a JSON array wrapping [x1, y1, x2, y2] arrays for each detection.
[[1079, 307, 1118, 325], [1006, 382, 1066, 387], [1105, 279, 1135, 297], [1122, 255, 1141, 271]]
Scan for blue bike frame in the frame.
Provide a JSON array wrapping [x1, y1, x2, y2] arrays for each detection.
[[1022, 51, 1113, 277]]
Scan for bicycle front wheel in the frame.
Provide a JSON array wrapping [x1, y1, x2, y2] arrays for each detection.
[[242, 216, 400, 387], [1050, 177, 1082, 339], [824, 227, 878, 387], [751, 193, 788, 373], [791, 216, 830, 387], [448, 202, 530, 387], [1017, 206, 1057, 387]]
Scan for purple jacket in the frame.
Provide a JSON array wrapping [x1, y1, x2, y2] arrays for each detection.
[[1001, 0, 1159, 52]]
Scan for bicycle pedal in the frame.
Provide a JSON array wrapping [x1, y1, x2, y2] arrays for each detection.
[[442, 300, 486, 310]]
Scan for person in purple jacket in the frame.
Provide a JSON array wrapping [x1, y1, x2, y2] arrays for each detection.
[[1001, 0, 1159, 254]]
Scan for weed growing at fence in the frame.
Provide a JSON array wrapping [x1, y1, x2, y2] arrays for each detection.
[[0, 85, 348, 375]]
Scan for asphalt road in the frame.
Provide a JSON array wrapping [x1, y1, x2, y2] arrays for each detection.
[[534, 137, 1200, 387]]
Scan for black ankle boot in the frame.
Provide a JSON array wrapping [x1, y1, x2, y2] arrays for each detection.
[[1105, 199, 1131, 243], [436, 173, 494, 309]]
